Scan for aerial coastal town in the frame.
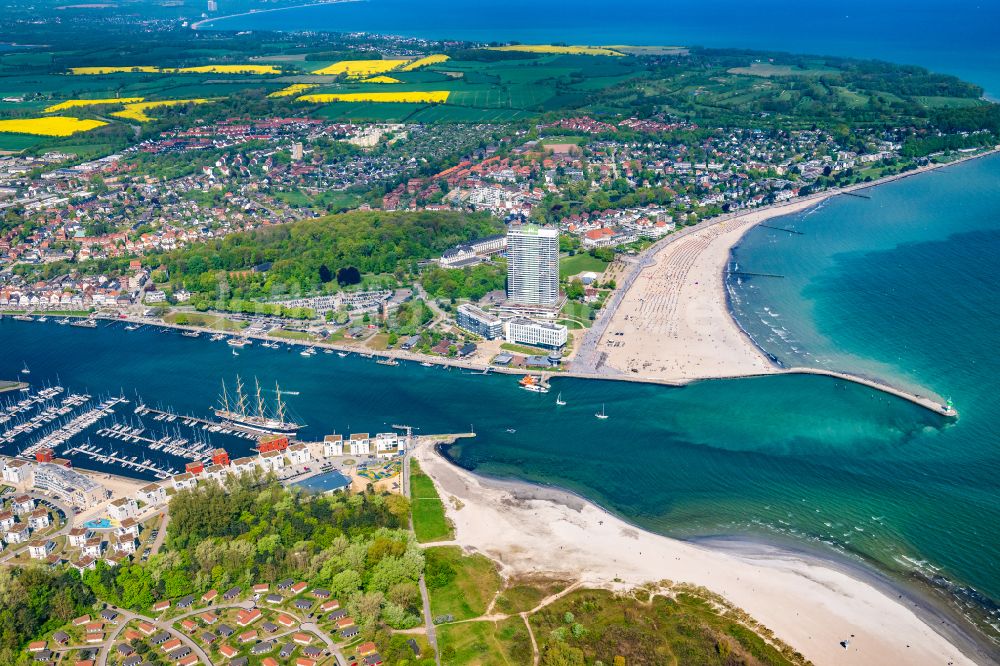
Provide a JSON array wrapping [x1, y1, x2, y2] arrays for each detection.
[[0, 424, 424, 666], [1, 2, 999, 665], [0, 112, 970, 375]]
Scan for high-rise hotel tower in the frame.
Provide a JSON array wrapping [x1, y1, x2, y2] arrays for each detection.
[[506, 224, 559, 306]]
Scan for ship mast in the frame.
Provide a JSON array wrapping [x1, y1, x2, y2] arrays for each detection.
[[274, 382, 286, 423], [234, 375, 248, 417], [255, 378, 266, 419], [219, 379, 230, 413]]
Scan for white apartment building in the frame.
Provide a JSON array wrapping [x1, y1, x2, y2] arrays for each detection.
[[136, 483, 167, 506], [348, 433, 371, 456], [108, 497, 138, 521], [2, 459, 31, 485]]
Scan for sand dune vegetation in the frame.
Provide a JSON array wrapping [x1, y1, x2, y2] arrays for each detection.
[[0, 116, 107, 136], [44, 97, 144, 112], [298, 91, 450, 103], [486, 44, 625, 56], [310, 59, 409, 77], [110, 99, 211, 122]]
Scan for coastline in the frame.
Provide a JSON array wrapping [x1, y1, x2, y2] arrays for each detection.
[[416, 441, 996, 665], [190, 0, 359, 31], [6, 152, 995, 419], [576, 148, 998, 415]]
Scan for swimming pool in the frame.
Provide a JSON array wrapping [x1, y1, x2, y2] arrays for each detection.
[[292, 470, 351, 494], [84, 518, 112, 529]]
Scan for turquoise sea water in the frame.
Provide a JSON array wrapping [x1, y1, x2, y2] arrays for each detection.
[[201, 0, 1000, 96], [2, 156, 1000, 647]]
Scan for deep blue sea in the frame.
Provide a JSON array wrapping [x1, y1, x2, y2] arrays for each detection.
[[3, 158, 1000, 646], [201, 0, 1000, 97]]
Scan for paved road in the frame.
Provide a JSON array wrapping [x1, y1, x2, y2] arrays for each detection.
[[96, 607, 213, 666], [414, 284, 447, 328], [147, 511, 169, 556], [404, 444, 440, 666], [419, 575, 439, 666]]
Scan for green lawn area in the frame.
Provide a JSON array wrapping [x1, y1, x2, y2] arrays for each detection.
[[499, 342, 551, 356], [366, 332, 390, 350], [437, 617, 532, 665], [271, 188, 313, 206], [529, 588, 803, 666], [560, 301, 596, 326], [539, 135, 587, 146], [0, 132, 45, 151], [410, 460, 454, 543], [556, 318, 585, 330], [425, 545, 502, 622], [163, 311, 246, 331], [560, 253, 609, 279], [268, 328, 317, 341]]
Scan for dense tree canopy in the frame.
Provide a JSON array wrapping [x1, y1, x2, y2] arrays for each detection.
[[0, 567, 95, 663], [156, 210, 503, 300]]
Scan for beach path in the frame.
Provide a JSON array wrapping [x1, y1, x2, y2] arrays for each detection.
[[414, 445, 979, 666]]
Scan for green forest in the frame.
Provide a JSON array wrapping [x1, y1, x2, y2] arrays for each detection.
[[0, 478, 428, 663], [153, 210, 503, 304]]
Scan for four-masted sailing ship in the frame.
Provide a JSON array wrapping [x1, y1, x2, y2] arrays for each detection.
[[215, 376, 302, 436]]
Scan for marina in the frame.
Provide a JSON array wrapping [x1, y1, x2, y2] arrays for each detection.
[[19, 395, 127, 456], [0, 286, 995, 642], [133, 403, 261, 440], [61, 442, 177, 478], [95, 421, 214, 460]]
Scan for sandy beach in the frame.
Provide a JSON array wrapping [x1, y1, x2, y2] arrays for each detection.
[[592, 197, 824, 381], [414, 444, 985, 665], [577, 150, 996, 412]]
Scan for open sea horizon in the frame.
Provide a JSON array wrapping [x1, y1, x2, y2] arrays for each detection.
[[199, 0, 1000, 97]]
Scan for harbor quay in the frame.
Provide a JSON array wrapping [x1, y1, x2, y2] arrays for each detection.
[[2, 416, 471, 570], [19, 309, 958, 418]]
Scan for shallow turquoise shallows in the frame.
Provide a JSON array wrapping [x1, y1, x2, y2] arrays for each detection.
[[3, 154, 1000, 641]]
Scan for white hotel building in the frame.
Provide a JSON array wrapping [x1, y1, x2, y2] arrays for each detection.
[[506, 224, 559, 307], [504, 317, 568, 350]]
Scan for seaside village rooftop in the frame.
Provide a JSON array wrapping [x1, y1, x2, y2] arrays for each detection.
[[0, 428, 408, 563]]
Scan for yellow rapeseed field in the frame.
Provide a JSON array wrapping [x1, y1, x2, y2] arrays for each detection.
[[486, 45, 624, 57], [44, 97, 144, 113], [400, 54, 450, 71], [110, 99, 210, 122], [69, 65, 280, 75], [298, 91, 450, 104], [311, 59, 409, 77], [69, 66, 160, 74], [361, 76, 402, 84], [268, 83, 319, 98], [174, 65, 280, 74], [0, 116, 108, 136]]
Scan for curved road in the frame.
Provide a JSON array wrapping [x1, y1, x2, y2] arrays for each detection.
[[0, 491, 75, 563]]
